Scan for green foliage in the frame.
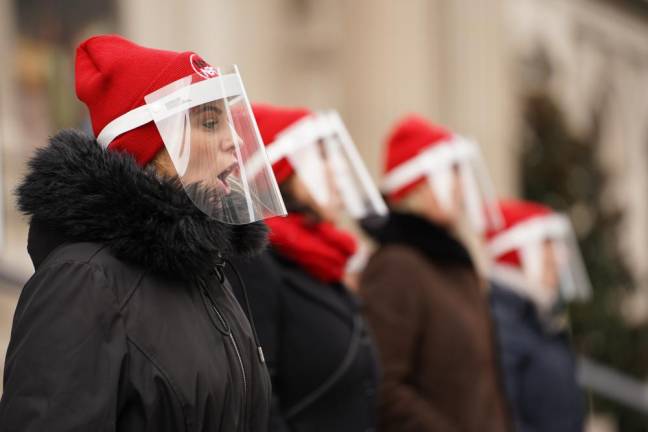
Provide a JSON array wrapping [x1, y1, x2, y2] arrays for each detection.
[[520, 92, 648, 431]]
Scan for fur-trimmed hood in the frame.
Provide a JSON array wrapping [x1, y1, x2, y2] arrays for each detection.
[[17, 129, 268, 278], [361, 211, 474, 267]]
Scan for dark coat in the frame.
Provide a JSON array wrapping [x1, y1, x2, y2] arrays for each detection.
[[489, 281, 585, 432], [229, 248, 379, 432], [0, 130, 272, 431], [359, 212, 511, 432]]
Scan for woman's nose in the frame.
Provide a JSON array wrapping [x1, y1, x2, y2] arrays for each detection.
[[222, 123, 243, 152]]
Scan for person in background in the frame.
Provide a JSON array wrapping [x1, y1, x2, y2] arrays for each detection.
[[359, 114, 512, 432], [229, 104, 387, 431], [0, 35, 285, 431], [487, 199, 589, 432]]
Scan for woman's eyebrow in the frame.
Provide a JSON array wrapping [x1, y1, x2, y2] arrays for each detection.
[[193, 104, 223, 115]]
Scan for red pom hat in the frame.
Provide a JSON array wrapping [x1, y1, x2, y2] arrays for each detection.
[[381, 115, 453, 201], [486, 200, 554, 268], [486, 199, 591, 302], [75, 34, 214, 166]]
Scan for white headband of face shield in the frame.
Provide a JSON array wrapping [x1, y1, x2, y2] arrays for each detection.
[[381, 136, 501, 231], [488, 214, 570, 257], [488, 214, 591, 302], [95, 72, 244, 149]]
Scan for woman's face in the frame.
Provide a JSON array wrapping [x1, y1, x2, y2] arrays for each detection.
[[450, 165, 464, 219], [287, 174, 341, 223], [170, 100, 240, 194], [417, 167, 463, 227], [541, 240, 560, 298], [318, 141, 344, 219]]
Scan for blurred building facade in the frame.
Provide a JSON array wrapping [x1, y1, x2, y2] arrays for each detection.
[[2, 0, 648, 428]]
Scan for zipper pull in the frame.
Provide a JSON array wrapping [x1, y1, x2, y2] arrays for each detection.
[[258, 346, 266, 364], [214, 253, 226, 283]]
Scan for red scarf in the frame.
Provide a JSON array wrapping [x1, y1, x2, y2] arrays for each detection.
[[266, 214, 358, 283]]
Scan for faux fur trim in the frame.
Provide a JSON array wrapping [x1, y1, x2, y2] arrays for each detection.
[[17, 129, 268, 278], [361, 211, 474, 267]]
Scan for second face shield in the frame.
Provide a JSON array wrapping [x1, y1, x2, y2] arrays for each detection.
[[144, 66, 286, 224], [267, 110, 388, 220]]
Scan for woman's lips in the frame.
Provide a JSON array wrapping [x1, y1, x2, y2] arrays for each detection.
[[216, 162, 238, 194]]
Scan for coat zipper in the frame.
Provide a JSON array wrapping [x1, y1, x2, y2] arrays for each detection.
[[202, 284, 248, 429], [210, 302, 248, 394]]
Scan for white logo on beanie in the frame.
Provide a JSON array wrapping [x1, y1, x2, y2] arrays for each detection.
[[190, 54, 217, 79]]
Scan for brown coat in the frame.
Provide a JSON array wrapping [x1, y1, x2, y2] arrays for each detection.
[[359, 212, 511, 432]]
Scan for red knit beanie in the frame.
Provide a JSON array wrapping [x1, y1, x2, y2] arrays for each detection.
[[383, 114, 453, 202], [75, 34, 213, 166], [252, 103, 312, 184], [487, 199, 553, 268]]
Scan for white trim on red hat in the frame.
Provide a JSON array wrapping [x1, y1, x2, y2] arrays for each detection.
[[96, 72, 243, 149]]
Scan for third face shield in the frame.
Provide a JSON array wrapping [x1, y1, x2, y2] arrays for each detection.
[[381, 136, 502, 232]]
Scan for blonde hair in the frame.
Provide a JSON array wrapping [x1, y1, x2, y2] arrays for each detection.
[[149, 148, 176, 177]]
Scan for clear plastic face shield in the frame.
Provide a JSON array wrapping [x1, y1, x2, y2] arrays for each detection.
[[489, 214, 592, 307], [142, 66, 286, 224], [267, 111, 388, 220], [382, 136, 502, 232]]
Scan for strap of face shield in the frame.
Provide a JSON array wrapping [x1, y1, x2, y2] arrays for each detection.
[[96, 73, 244, 149]]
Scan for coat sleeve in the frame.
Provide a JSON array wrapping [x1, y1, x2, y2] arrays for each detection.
[[489, 286, 544, 432], [360, 249, 460, 432], [488, 299, 526, 430], [0, 261, 127, 431]]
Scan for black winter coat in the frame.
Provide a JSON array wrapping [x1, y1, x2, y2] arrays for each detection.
[[229, 249, 379, 432], [490, 281, 585, 432], [0, 130, 272, 431]]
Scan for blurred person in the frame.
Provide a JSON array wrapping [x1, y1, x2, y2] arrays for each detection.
[[229, 104, 387, 431], [359, 115, 511, 432], [487, 200, 589, 432], [0, 35, 287, 431]]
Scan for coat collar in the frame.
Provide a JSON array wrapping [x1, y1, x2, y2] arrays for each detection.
[[362, 211, 474, 268], [17, 129, 268, 279]]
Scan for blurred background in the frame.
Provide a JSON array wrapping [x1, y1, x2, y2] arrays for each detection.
[[1, 0, 648, 430]]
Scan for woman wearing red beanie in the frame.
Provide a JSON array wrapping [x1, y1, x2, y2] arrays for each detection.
[[228, 104, 386, 431], [358, 115, 512, 432], [487, 200, 589, 432], [0, 35, 287, 431]]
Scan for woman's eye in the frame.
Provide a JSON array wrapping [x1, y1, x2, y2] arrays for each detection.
[[202, 118, 218, 130]]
